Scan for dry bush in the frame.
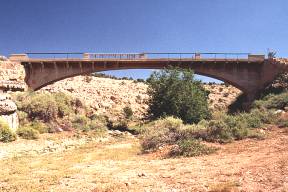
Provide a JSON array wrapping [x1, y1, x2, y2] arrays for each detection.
[[140, 117, 217, 157], [17, 126, 39, 140]]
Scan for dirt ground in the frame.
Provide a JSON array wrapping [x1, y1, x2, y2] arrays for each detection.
[[0, 127, 288, 192]]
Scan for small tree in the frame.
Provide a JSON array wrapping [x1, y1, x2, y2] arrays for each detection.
[[147, 67, 211, 124]]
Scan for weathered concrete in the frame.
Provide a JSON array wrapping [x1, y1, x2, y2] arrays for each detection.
[[15, 55, 288, 103]]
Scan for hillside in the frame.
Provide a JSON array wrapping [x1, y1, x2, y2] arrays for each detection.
[[41, 76, 241, 119]]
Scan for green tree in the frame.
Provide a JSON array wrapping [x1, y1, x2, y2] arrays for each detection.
[[146, 67, 211, 124]]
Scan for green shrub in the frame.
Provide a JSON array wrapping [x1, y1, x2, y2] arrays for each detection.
[[238, 113, 262, 128], [71, 115, 90, 132], [15, 92, 58, 122], [28, 121, 50, 134], [141, 117, 183, 152], [87, 119, 108, 134], [53, 92, 75, 117], [224, 118, 250, 140], [123, 106, 133, 119], [206, 119, 233, 143], [149, 116, 183, 130], [72, 115, 89, 125], [249, 108, 276, 124], [204, 112, 265, 142], [176, 123, 208, 140], [140, 117, 211, 152], [253, 92, 288, 110], [17, 111, 28, 125], [72, 115, 107, 133], [17, 126, 39, 140], [140, 113, 265, 156], [276, 118, 288, 128], [169, 139, 217, 157], [146, 67, 211, 124], [13, 92, 84, 122], [197, 119, 209, 127], [0, 118, 16, 142]]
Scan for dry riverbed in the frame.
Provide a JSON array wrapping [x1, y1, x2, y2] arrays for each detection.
[[0, 128, 288, 192]]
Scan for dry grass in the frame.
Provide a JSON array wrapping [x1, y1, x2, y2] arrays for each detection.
[[209, 181, 240, 192], [1, 128, 288, 191], [0, 138, 140, 192]]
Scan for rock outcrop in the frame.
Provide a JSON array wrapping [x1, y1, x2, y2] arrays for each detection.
[[203, 84, 241, 110], [262, 72, 288, 94], [42, 76, 149, 120], [0, 60, 26, 92]]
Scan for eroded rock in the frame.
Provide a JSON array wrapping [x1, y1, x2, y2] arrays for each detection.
[[0, 98, 17, 114], [0, 93, 19, 132]]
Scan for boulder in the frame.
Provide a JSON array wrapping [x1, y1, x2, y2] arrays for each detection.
[[0, 99, 17, 115], [0, 93, 19, 132], [274, 110, 284, 115]]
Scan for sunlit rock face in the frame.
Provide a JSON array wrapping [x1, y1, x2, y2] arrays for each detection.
[[42, 76, 241, 120], [42, 76, 150, 120], [0, 59, 26, 91]]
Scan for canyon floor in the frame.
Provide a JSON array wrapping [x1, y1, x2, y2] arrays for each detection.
[[0, 127, 287, 192]]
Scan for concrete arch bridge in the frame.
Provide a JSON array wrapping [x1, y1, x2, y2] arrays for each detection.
[[9, 52, 287, 104]]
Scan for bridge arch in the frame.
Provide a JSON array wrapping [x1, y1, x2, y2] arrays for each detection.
[[17, 53, 285, 104], [34, 68, 245, 94]]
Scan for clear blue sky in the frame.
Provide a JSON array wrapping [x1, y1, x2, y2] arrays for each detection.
[[1, 0, 288, 81]]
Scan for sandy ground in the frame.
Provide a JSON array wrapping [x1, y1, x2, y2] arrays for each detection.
[[0, 128, 288, 192]]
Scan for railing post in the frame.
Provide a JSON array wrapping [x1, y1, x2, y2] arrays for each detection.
[[195, 53, 201, 59], [83, 53, 90, 59]]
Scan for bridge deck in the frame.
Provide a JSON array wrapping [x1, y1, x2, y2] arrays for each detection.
[[10, 52, 266, 64], [21, 58, 262, 63]]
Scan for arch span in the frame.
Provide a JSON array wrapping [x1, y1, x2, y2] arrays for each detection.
[[21, 58, 284, 103]]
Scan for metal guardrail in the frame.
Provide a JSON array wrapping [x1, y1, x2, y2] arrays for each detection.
[[145, 52, 252, 60]]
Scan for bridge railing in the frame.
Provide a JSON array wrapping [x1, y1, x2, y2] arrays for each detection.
[[25, 52, 84, 59], [83, 53, 147, 59], [23, 52, 264, 61], [145, 52, 252, 60]]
